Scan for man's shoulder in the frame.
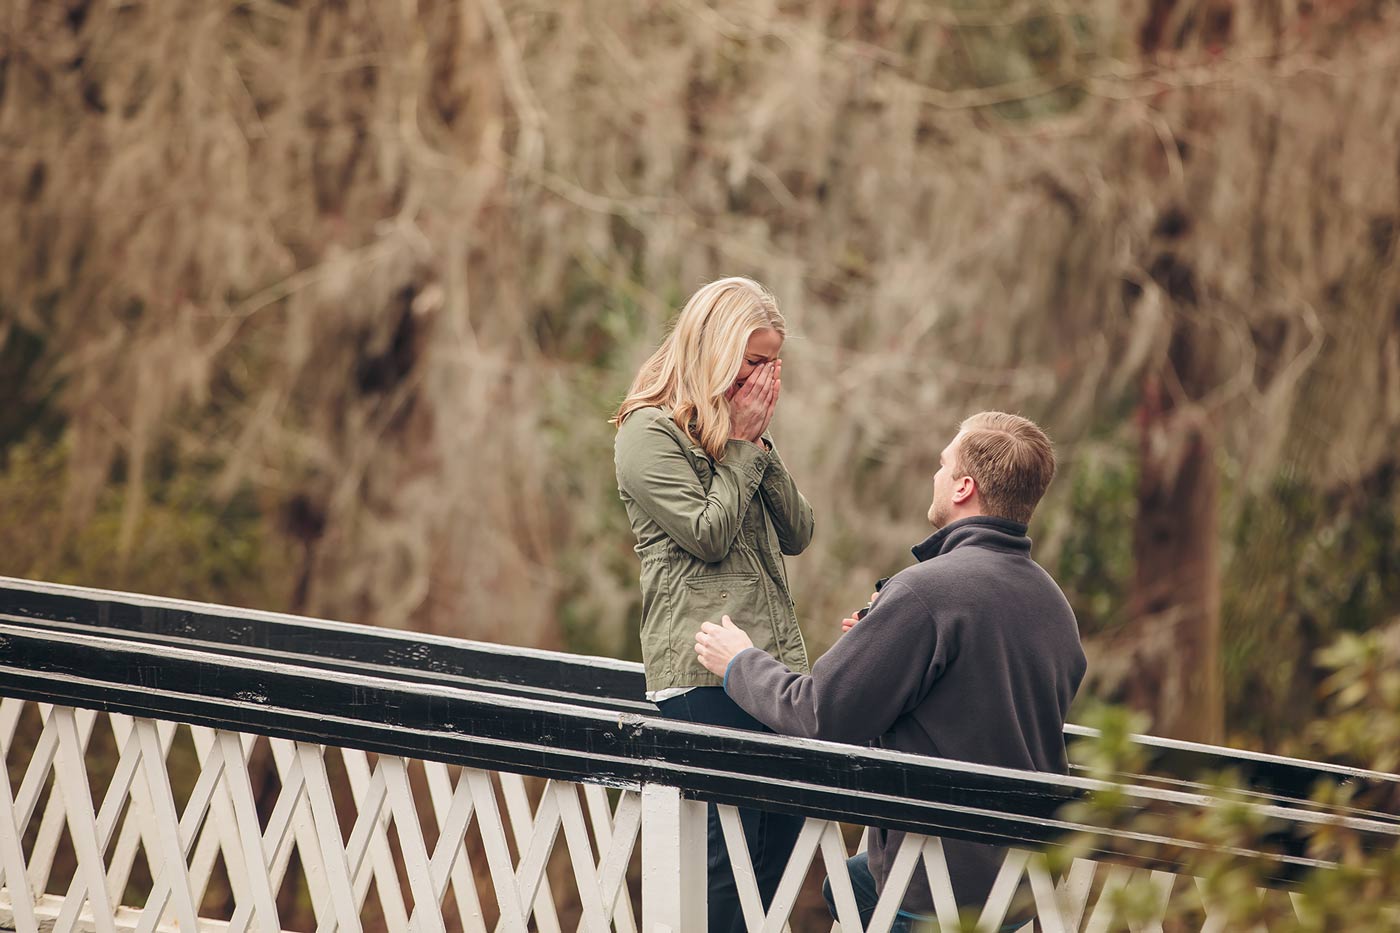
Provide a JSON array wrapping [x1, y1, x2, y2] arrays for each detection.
[[895, 546, 1072, 610], [882, 559, 966, 611], [883, 559, 972, 607]]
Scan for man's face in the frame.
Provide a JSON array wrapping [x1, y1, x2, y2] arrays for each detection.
[[927, 434, 962, 529]]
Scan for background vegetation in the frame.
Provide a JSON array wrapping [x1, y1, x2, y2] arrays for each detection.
[[3, 0, 1400, 924]]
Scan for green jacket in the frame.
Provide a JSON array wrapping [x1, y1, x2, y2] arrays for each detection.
[[615, 406, 814, 693]]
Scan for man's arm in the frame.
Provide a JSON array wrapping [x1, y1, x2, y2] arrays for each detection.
[[710, 580, 948, 743]]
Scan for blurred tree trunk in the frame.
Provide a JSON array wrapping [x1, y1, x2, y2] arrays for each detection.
[[1125, 283, 1225, 743], [1107, 0, 1221, 748]]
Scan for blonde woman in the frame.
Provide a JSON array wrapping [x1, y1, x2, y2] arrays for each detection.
[[613, 276, 813, 932]]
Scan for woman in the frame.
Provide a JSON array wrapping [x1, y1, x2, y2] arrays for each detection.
[[612, 276, 813, 932]]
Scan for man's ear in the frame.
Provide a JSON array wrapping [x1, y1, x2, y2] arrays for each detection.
[[951, 475, 976, 505]]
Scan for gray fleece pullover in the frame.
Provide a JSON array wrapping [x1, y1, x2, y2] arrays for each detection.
[[724, 515, 1086, 913]]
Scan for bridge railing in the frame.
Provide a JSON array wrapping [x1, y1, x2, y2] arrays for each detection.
[[1, 578, 1398, 932], [5, 576, 1398, 816]]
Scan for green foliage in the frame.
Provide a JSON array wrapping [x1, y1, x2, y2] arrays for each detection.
[[539, 298, 647, 658], [940, 5, 1095, 121], [0, 316, 63, 454], [1045, 444, 1137, 638], [1307, 629, 1400, 773], [1069, 701, 1153, 782], [0, 438, 290, 608], [1032, 437, 1400, 749], [1056, 635, 1400, 931], [1222, 466, 1400, 745]]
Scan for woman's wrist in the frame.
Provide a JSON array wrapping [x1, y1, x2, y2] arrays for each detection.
[[729, 436, 764, 448]]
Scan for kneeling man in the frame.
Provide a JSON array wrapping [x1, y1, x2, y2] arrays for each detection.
[[696, 411, 1086, 930]]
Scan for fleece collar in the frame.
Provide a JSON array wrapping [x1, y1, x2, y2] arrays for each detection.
[[911, 515, 1031, 562]]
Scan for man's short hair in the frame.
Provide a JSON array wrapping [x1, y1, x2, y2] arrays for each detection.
[[955, 412, 1056, 524]]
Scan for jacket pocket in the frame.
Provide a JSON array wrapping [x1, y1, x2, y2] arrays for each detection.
[[674, 572, 774, 655]]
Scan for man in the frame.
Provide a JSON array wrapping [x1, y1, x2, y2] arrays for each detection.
[[695, 411, 1086, 930]]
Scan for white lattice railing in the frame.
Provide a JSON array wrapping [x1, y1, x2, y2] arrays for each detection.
[[1, 701, 647, 933], [0, 699, 1359, 933], [2, 579, 1398, 932]]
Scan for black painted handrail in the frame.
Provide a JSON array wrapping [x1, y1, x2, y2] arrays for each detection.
[[2, 621, 1396, 889], [3, 575, 1396, 819], [0, 575, 652, 712]]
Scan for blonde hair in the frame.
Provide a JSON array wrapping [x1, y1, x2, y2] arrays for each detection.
[[613, 277, 785, 460], [955, 412, 1057, 524]]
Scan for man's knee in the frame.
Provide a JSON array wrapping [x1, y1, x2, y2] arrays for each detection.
[[821, 874, 838, 918]]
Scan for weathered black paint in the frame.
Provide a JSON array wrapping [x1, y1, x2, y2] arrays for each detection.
[[0, 576, 652, 713], [2, 576, 1395, 814]]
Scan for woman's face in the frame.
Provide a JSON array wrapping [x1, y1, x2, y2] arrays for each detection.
[[726, 327, 784, 399]]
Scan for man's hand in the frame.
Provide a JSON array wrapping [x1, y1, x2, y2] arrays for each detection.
[[840, 590, 881, 634], [695, 615, 755, 676]]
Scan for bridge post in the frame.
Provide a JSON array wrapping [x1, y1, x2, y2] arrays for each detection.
[[641, 783, 707, 932]]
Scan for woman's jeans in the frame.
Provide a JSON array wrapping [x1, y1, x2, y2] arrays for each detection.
[[655, 687, 804, 933]]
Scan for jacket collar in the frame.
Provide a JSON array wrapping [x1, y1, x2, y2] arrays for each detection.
[[911, 515, 1031, 562]]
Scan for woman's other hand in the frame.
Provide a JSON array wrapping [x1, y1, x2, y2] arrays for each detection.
[[729, 360, 780, 444]]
